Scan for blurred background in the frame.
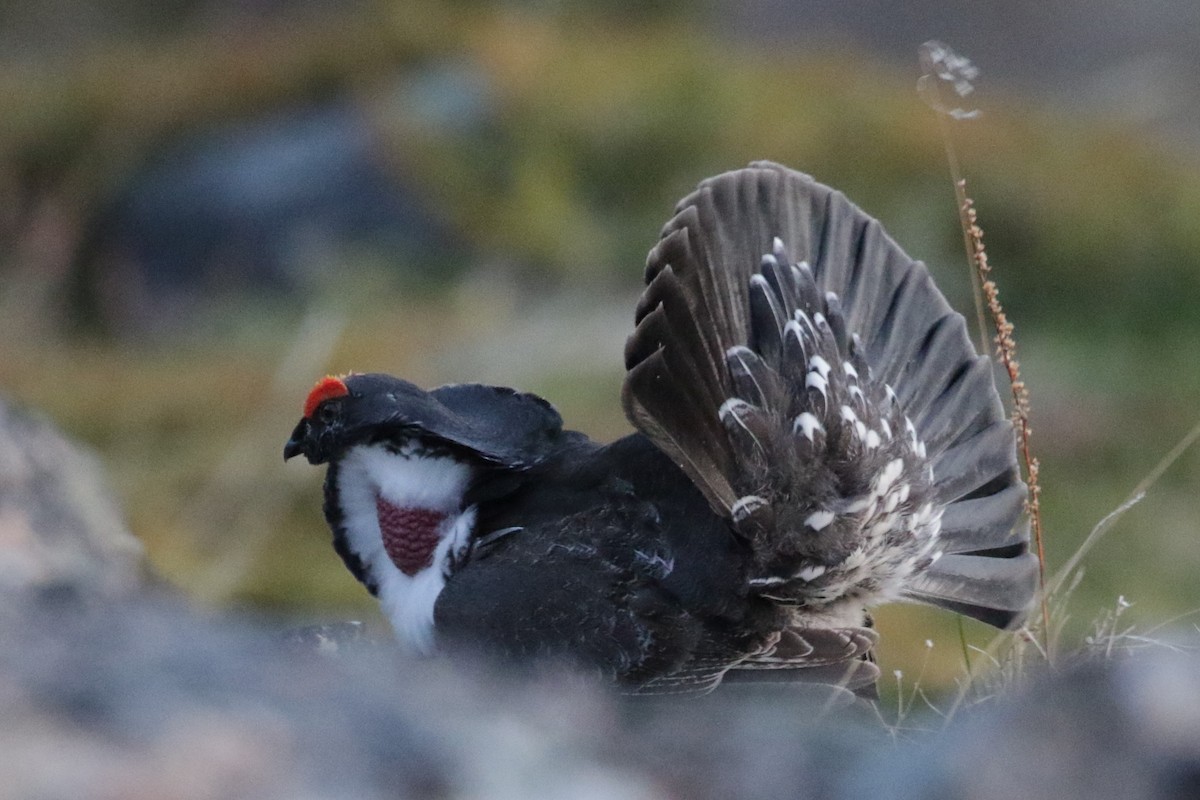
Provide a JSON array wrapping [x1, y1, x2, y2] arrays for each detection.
[[3, 0, 1199, 693]]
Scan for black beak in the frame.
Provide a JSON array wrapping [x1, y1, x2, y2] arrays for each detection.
[[284, 419, 309, 462]]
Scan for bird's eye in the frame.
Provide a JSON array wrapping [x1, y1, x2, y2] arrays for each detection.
[[317, 401, 340, 424]]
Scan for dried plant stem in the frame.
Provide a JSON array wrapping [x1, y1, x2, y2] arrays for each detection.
[[917, 42, 989, 354], [959, 189, 1050, 654], [935, 115, 990, 354], [956, 616, 972, 673], [919, 41, 1051, 675]]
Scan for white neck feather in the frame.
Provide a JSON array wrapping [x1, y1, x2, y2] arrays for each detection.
[[335, 444, 474, 653]]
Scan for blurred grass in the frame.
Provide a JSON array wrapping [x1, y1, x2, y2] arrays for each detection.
[[2, 1, 1200, 693]]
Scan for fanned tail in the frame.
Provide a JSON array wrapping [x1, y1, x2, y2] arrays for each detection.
[[623, 163, 1037, 631]]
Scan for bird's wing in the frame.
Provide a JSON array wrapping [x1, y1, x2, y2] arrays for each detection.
[[631, 625, 880, 696], [436, 499, 710, 687], [622, 163, 1036, 628], [425, 383, 566, 468]]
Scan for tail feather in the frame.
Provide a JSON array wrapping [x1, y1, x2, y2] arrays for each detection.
[[899, 315, 979, 415], [916, 357, 1001, 453], [904, 551, 1040, 628], [625, 352, 736, 514], [938, 484, 1029, 553], [870, 267, 943, 385], [624, 162, 1035, 635], [932, 423, 1022, 504]]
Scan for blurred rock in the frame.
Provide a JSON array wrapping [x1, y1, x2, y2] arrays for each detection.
[[852, 647, 1200, 800], [0, 395, 144, 595], [3, 581, 1200, 800], [0, 586, 709, 800]]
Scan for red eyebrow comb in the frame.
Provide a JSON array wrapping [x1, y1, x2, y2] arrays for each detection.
[[303, 375, 350, 419]]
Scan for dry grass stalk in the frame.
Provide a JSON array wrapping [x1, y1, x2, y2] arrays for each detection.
[[918, 41, 1051, 657], [917, 40, 989, 354], [958, 189, 1050, 652]]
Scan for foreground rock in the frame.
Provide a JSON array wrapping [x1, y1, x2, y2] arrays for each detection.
[[0, 586, 877, 800], [0, 396, 144, 595], [2, 586, 1199, 800]]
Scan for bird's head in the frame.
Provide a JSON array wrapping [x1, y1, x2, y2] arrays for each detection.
[[284, 372, 565, 470], [284, 373, 564, 634]]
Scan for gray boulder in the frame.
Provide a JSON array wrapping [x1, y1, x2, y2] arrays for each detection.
[[0, 396, 144, 595]]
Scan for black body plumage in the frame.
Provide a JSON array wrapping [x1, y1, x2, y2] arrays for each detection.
[[285, 163, 1038, 694]]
